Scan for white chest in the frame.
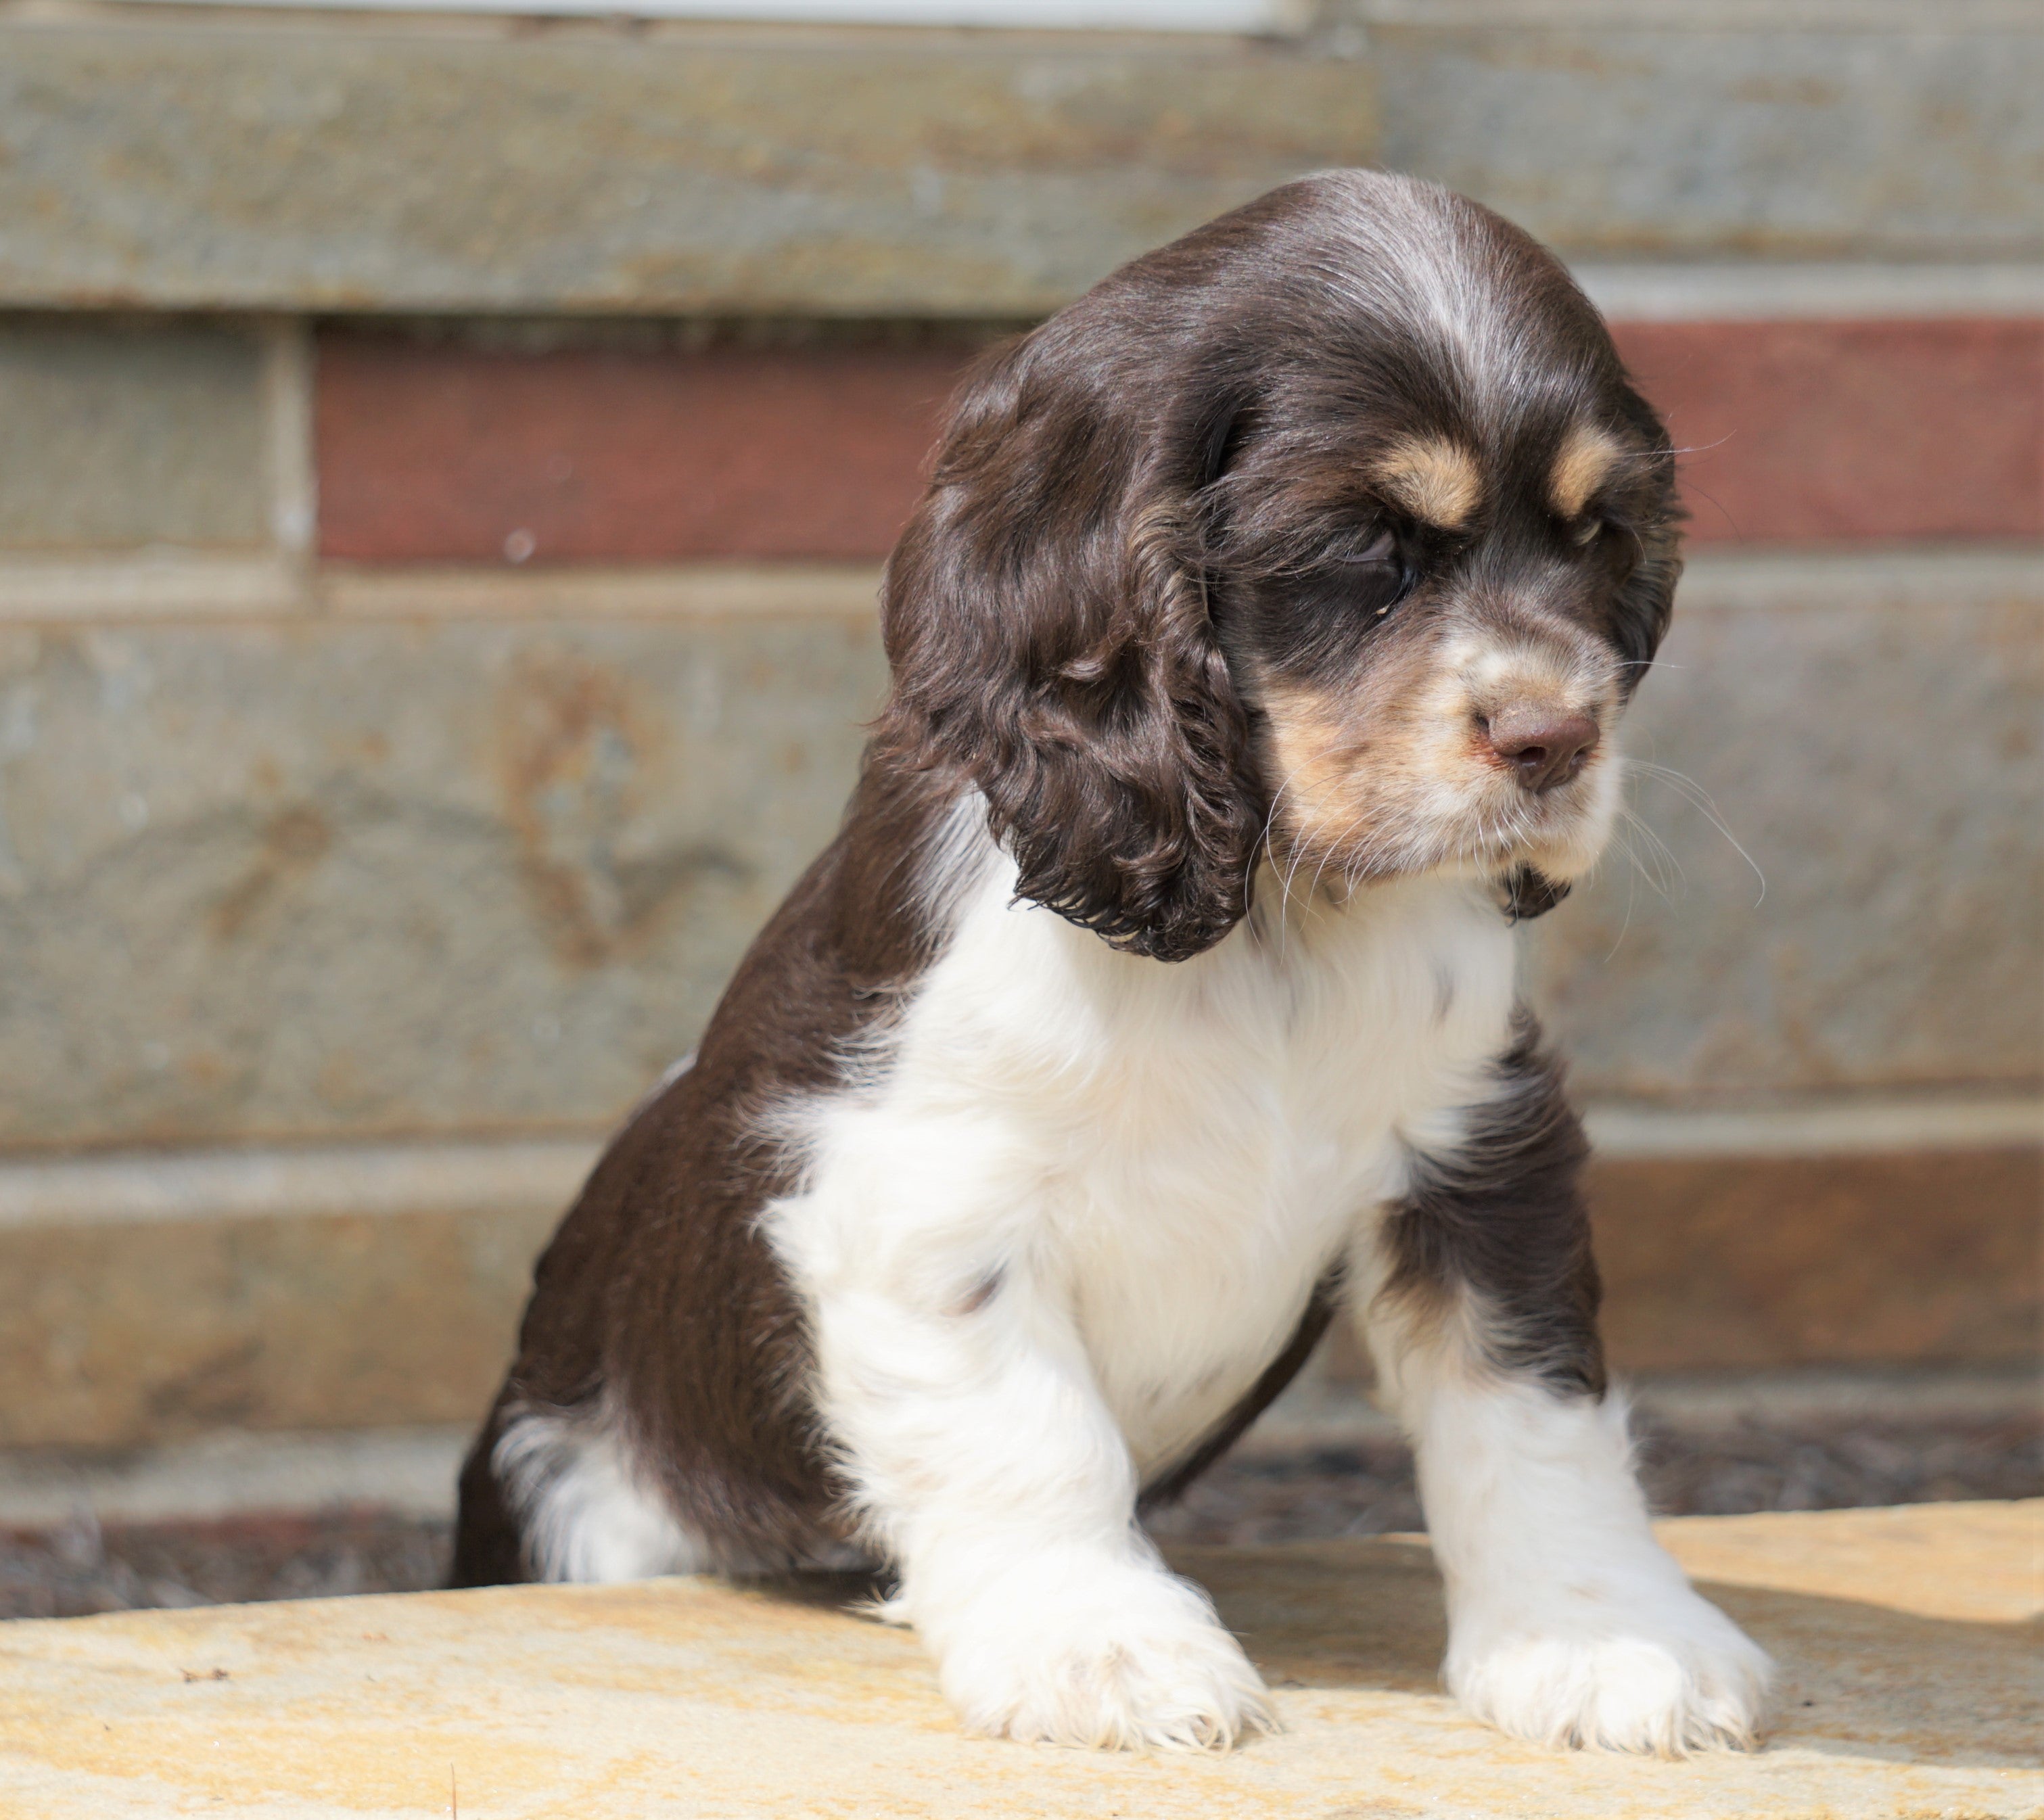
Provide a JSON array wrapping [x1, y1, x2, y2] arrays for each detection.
[[783, 863, 1520, 1478]]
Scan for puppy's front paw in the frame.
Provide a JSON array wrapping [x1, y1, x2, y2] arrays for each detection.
[[1448, 1587, 1771, 1756], [935, 1558, 1272, 1750]]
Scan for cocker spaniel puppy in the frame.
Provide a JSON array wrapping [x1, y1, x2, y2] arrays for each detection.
[[453, 170, 1769, 1756]]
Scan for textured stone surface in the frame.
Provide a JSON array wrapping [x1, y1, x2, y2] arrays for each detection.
[[0, 319, 269, 552], [3, 16, 2037, 314], [1589, 1148, 2043, 1373], [1374, 20, 2044, 262], [315, 333, 977, 563], [1612, 318, 2044, 544], [0, 553, 2034, 1148], [0, 1503, 2036, 1817], [1, 1131, 2030, 1449], [0, 611, 887, 1150], [0, 1202, 561, 1452], [0, 24, 1375, 314], [1529, 553, 2043, 1100]]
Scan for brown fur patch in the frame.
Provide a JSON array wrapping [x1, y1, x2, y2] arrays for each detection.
[[1548, 422, 1626, 521], [1258, 657, 1452, 881], [1370, 437, 1482, 530]]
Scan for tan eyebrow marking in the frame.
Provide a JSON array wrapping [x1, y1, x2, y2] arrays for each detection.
[[1548, 422, 1627, 520], [1369, 437, 1481, 530]]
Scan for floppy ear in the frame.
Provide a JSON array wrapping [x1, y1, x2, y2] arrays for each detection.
[[877, 333, 1263, 963], [1609, 381, 1686, 691]]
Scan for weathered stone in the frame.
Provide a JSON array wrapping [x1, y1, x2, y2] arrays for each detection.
[[3, 14, 2035, 316], [1529, 551, 2043, 1100], [0, 1140, 589, 1451], [0, 611, 887, 1149], [0, 319, 269, 551], [0, 1502, 2035, 1817], [0, 25, 1376, 314], [1, 1122, 2030, 1449], [0, 1205, 557, 1452], [1589, 1147, 2043, 1372], [0, 551, 2033, 1147], [1373, 19, 2044, 262]]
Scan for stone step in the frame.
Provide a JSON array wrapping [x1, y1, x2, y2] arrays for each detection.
[[3, 1361, 2035, 1535], [3, 1106, 2035, 1452], [3, 9, 2035, 314], [1, 1501, 2036, 1817]]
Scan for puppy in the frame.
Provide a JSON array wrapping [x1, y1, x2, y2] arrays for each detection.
[[452, 170, 1770, 1756]]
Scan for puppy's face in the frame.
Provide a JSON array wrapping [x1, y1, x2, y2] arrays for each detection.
[[884, 172, 1679, 959], [1211, 373, 1668, 902]]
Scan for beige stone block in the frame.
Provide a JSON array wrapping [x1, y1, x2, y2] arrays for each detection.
[[1589, 1147, 2042, 1373], [0, 611, 887, 1148], [3, 1117, 2030, 1450], [0, 1138, 594, 1451], [1373, 18, 2043, 262], [1530, 553, 2044, 1100], [0, 1502, 2035, 1817], [0, 1207, 554, 1452], [0, 26, 1376, 314], [0, 320, 269, 552]]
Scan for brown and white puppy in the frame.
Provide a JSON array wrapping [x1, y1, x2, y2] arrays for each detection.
[[453, 170, 1769, 1756]]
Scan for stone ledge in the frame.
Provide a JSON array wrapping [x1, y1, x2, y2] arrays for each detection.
[[0, 1501, 2036, 1817], [1, 1117, 2033, 1448], [5, 1361, 2036, 1529], [0, 545, 2033, 626], [2, 11, 2038, 314], [0, 22, 1378, 314]]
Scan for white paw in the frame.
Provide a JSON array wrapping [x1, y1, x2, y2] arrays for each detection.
[[1447, 1589, 1771, 1756], [932, 1558, 1273, 1751]]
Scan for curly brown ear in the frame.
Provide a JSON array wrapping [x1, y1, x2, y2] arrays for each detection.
[[876, 325, 1263, 963]]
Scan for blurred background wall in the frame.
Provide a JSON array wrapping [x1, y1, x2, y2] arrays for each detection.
[[0, 0, 2037, 1501]]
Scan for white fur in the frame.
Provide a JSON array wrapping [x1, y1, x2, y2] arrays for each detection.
[[494, 1405, 711, 1584], [765, 843, 1527, 1748], [1364, 1299, 1771, 1754]]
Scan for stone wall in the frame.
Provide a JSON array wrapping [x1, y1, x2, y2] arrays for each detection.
[[0, 1, 2037, 1452]]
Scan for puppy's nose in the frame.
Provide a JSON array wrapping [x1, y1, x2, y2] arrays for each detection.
[[1485, 703, 1600, 793]]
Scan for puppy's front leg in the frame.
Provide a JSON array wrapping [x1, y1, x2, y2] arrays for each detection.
[[1363, 1046, 1771, 1754], [779, 1140, 1271, 1750]]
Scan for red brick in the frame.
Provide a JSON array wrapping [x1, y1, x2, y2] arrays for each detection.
[[316, 336, 976, 564], [1611, 318, 2043, 545], [316, 321, 2043, 563]]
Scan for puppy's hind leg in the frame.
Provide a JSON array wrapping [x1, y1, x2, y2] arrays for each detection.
[[1362, 1031, 1770, 1754], [450, 1394, 528, 1588]]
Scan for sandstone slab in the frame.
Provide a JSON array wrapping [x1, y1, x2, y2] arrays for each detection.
[[0, 1501, 2036, 1817], [3, 1132, 2035, 1449], [0, 320, 271, 553], [0, 553, 2035, 1150], [0, 611, 887, 1149], [0, 24, 1375, 315], [3, 15, 2037, 315], [1372, 18, 2044, 264], [1529, 551, 2043, 1101]]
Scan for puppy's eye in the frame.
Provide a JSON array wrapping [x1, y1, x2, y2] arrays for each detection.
[[1570, 517, 1606, 547], [1338, 528, 1399, 568], [1332, 528, 1417, 618]]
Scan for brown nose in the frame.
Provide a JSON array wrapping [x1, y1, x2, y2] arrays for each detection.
[[1485, 704, 1600, 793]]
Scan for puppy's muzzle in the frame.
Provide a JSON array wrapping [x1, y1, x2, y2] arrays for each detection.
[[1481, 701, 1600, 794]]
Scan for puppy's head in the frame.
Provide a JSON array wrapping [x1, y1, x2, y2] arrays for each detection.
[[881, 171, 1679, 961]]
